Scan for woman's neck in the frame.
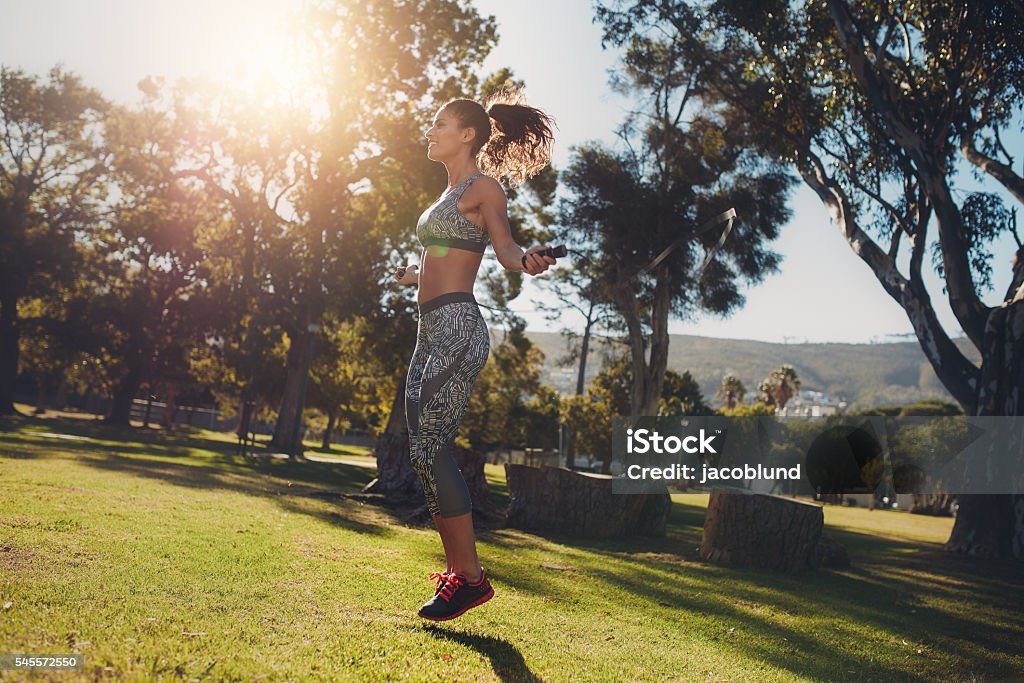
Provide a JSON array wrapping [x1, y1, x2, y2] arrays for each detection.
[[444, 160, 480, 189]]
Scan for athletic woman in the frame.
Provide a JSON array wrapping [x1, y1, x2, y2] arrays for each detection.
[[393, 91, 556, 621]]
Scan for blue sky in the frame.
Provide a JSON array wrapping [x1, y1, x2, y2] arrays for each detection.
[[2, 0, 1017, 344]]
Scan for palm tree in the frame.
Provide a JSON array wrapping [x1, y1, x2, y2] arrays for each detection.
[[764, 365, 801, 413], [716, 374, 746, 410]]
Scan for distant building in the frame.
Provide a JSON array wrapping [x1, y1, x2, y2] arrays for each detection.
[[777, 390, 847, 417]]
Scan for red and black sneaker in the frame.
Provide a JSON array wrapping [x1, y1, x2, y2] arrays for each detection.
[[428, 570, 451, 596], [418, 569, 494, 621]]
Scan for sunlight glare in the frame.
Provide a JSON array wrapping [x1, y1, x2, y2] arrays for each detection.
[[196, 0, 311, 100]]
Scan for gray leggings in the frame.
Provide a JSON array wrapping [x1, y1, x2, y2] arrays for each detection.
[[405, 291, 490, 517]]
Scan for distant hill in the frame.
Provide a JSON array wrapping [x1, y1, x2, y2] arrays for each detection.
[[492, 330, 980, 410]]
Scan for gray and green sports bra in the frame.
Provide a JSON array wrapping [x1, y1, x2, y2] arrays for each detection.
[[416, 172, 490, 254]]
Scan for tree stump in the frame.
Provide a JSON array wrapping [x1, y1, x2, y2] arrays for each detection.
[[700, 487, 824, 573], [813, 532, 850, 568], [505, 464, 670, 539], [363, 377, 501, 525]]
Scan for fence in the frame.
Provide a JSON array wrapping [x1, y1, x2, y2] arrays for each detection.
[[129, 398, 237, 432]]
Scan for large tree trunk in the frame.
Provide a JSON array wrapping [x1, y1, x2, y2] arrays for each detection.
[[271, 322, 315, 454], [0, 291, 20, 415], [321, 408, 336, 451], [106, 364, 142, 426], [160, 384, 178, 429], [364, 373, 421, 499], [700, 487, 826, 573], [945, 296, 1024, 560], [504, 464, 671, 538], [945, 496, 1024, 559]]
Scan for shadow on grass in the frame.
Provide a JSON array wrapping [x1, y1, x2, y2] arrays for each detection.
[[479, 499, 1024, 681], [422, 624, 543, 683], [1, 414, 402, 537]]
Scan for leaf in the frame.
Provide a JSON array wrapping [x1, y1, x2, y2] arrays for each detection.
[[541, 562, 575, 571]]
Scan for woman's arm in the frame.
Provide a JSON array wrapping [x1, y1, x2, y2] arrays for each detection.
[[478, 179, 556, 275]]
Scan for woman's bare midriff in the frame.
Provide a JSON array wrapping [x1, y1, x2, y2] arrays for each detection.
[[417, 246, 484, 303]]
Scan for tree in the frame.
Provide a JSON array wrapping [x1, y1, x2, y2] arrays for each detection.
[[574, 353, 713, 470], [168, 74, 302, 441], [87, 103, 218, 425], [0, 66, 107, 414], [263, 0, 499, 454], [596, 0, 1024, 559], [758, 364, 801, 413], [556, 29, 794, 417], [462, 324, 545, 455], [660, 368, 712, 415], [308, 314, 389, 450], [716, 374, 747, 410], [522, 385, 561, 453]]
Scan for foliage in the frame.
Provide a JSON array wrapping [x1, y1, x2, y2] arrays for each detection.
[[555, 15, 796, 415], [461, 326, 545, 451], [0, 66, 108, 412]]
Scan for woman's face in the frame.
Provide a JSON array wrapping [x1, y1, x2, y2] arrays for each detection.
[[424, 107, 473, 161]]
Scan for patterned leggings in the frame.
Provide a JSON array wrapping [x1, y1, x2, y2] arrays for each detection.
[[405, 291, 490, 517]]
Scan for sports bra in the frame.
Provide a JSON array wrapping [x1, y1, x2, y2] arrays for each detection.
[[416, 172, 491, 254]]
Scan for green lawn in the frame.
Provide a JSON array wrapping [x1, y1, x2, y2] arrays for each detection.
[[1, 414, 1022, 682]]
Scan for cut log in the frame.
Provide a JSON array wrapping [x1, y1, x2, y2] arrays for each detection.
[[700, 487, 825, 574], [505, 464, 670, 539]]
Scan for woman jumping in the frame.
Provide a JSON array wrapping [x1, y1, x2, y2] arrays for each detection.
[[393, 91, 557, 621]]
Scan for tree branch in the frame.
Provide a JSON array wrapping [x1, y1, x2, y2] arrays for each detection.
[[798, 147, 978, 408], [828, 0, 990, 349], [960, 136, 1024, 206]]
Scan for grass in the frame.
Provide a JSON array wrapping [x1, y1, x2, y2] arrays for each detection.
[[1, 413, 1022, 682]]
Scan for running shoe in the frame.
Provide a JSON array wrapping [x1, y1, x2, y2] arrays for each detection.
[[418, 569, 494, 621]]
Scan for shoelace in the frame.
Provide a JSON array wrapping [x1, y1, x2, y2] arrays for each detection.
[[428, 570, 451, 593], [437, 573, 467, 602]]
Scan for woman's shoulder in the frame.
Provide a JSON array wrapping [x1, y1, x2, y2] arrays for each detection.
[[466, 173, 506, 199]]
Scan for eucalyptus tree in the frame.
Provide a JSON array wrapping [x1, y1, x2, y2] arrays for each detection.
[[0, 66, 107, 414], [83, 102, 218, 425], [596, 0, 1024, 559]]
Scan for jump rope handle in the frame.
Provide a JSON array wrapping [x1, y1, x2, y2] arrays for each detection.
[[521, 244, 568, 270]]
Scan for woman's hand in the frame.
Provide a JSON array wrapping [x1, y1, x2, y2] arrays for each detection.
[[394, 264, 419, 286], [521, 246, 558, 276]]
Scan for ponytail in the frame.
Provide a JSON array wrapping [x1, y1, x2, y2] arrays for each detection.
[[443, 90, 556, 187]]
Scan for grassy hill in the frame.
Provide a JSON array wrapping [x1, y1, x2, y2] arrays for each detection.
[[510, 331, 980, 410]]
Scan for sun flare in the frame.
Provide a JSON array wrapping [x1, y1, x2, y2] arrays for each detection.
[[197, 1, 310, 98]]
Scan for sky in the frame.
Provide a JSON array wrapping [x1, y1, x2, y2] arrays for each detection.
[[1, 0, 1018, 345]]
